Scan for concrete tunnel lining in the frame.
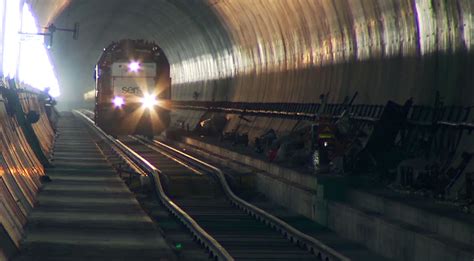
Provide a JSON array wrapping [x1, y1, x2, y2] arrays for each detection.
[[40, 0, 473, 111], [3, 2, 471, 259]]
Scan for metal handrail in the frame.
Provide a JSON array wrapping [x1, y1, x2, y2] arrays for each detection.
[[143, 137, 350, 261], [172, 101, 474, 130], [74, 110, 233, 261]]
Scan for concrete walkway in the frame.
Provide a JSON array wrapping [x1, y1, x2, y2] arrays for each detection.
[[15, 113, 175, 260]]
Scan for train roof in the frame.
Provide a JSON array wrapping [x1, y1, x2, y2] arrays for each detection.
[[96, 39, 165, 67]]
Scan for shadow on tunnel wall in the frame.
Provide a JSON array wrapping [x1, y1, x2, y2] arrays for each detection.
[[169, 0, 474, 108], [173, 50, 474, 106]]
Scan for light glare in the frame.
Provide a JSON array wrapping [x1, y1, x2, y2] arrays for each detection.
[[113, 96, 125, 107], [141, 93, 157, 109], [2, 3, 60, 97], [18, 4, 60, 97], [3, 0, 21, 78], [128, 61, 140, 72]]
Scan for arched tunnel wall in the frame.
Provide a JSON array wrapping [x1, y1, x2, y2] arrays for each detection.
[[170, 0, 473, 106], [165, 0, 474, 137], [50, 0, 473, 109]]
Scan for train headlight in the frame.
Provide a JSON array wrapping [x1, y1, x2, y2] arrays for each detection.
[[128, 61, 140, 72], [112, 96, 125, 107], [141, 93, 157, 109]]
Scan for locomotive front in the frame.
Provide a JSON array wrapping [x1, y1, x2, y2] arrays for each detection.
[[95, 40, 171, 136]]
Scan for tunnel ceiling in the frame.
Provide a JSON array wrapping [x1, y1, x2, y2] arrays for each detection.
[[44, 0, 472, 108]]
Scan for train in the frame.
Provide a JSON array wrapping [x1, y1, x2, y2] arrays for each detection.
[[94, 39, 171, 136]]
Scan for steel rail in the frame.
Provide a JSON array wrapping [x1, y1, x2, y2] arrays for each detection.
[[137, 136, 351, 261], [74, 110, 234, 261]]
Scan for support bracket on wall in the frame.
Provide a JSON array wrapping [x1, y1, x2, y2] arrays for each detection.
[[18, 22, 79, 48]]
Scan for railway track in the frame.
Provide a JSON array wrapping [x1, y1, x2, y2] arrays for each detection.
[[75, 110, 348, 261]]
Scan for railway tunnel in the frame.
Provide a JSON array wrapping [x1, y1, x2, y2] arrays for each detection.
[[0, 0, 473, 260]]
